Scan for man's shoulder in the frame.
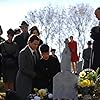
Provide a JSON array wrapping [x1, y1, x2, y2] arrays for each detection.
[[83, 48, 88, 52], [20, 46, 28, 54]]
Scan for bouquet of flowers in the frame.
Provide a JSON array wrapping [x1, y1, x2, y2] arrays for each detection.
[[93, 74, 100, 99], [27, 88, 53, 100], [78, 68, 99, 96]]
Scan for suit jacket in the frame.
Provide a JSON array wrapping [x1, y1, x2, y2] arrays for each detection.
[[82, 48, 92, 69], [16, 46, 36, 100]]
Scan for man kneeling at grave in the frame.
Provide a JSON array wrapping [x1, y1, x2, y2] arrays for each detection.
[[35, 44, 60, 93]]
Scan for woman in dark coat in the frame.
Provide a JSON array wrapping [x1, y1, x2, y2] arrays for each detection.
[[0, 29, 19, 90]]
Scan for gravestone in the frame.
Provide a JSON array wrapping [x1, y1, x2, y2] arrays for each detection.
[[53, 40, 78, 100], [77, 61, 83, 74]]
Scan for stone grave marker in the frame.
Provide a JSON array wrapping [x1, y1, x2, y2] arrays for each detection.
[[53, 40, 78, 100]]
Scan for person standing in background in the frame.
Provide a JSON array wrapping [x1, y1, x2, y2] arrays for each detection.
[[68, 36, 79, 74], [0, 29, 19, 90], [82, 41, 92, 69], [90, 7, 100, 72], [29, 26, 43, 46], [51, 49, 57, 58], [13, 21, 29, 52], [29, 26, 43, 59], [0, 25, 5, 42], [0, 25, 5, 80], [14, 28, 21, 35]]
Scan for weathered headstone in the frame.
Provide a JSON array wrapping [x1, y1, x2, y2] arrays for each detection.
[[77, 61, 83, 74], [53, 39, 78, 100]]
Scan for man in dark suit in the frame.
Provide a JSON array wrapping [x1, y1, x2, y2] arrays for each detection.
[[13, 21, 29, 52], [90, 7, 100, 71], [16, 34, 40, 100], [82, 41, 92, 69]]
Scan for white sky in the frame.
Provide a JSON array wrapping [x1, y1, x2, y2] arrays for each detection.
[[0, 0, 100, 39]]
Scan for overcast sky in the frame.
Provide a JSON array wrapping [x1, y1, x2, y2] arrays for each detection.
[[0, 0, 100, 38]]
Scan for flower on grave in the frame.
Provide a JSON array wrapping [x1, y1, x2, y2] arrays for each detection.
[[93, 74, 100, 99], [32, 88, 53, 100], [38, 89, 47, 99], [78, 68, 99, 96]]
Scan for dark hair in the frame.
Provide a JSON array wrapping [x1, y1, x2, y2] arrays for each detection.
[[96, 7, 100, 10], [87, 41, 92, 45], [51, 48, 56, 52], [0, 25, 3, 35], [64, 38, 69, 43], [28, 34, 40, 43], [14, 28, 21, 34], [30, 26, 40, 35], [7, 28, 15, 37], [19, 21, 29, 27], [70, 36, 73, 38], [40, 44, 49, 53]]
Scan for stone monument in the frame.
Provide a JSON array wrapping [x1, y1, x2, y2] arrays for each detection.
[[53, 38, 78, 100]]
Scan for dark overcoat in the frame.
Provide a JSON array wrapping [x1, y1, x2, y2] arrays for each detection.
[[82, 48, 92, 69], [35, 55, 60, 93], [16, 46, 36, 100], [90, 26, 100, 70], [0, 41, 18, 82]]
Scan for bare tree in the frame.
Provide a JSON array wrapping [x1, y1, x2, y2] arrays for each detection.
[[25, 5, 69, 60], [66, 3, 97, 56], [25, 4, 57, 44], [25, 3, 98, 61]]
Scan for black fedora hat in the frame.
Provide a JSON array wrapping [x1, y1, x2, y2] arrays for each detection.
[[29, 26, 38, 31], [19, 21, 29, 27], [87, 41, 92, 45], [7, 28, 15, 36], [64, 38, 69, 43], [51, 48, 56, 52]]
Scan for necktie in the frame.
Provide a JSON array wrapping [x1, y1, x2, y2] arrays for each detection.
[[33, 52, 36, 64]]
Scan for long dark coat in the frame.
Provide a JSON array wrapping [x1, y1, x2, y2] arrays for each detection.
[[16, 46, 37, 100], [0, 37, 5, 78], [35, 55, 60, 93], [82, 48, 92, 69], [0, 41, 18, 82], [90, 26, 100, 71]]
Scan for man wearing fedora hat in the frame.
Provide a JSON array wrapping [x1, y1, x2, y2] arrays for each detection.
[[13, 21, 29, 52], [82, 41, 92, 69]]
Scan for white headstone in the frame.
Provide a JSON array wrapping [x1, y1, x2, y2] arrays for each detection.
[[53, 39, 78, 100]]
